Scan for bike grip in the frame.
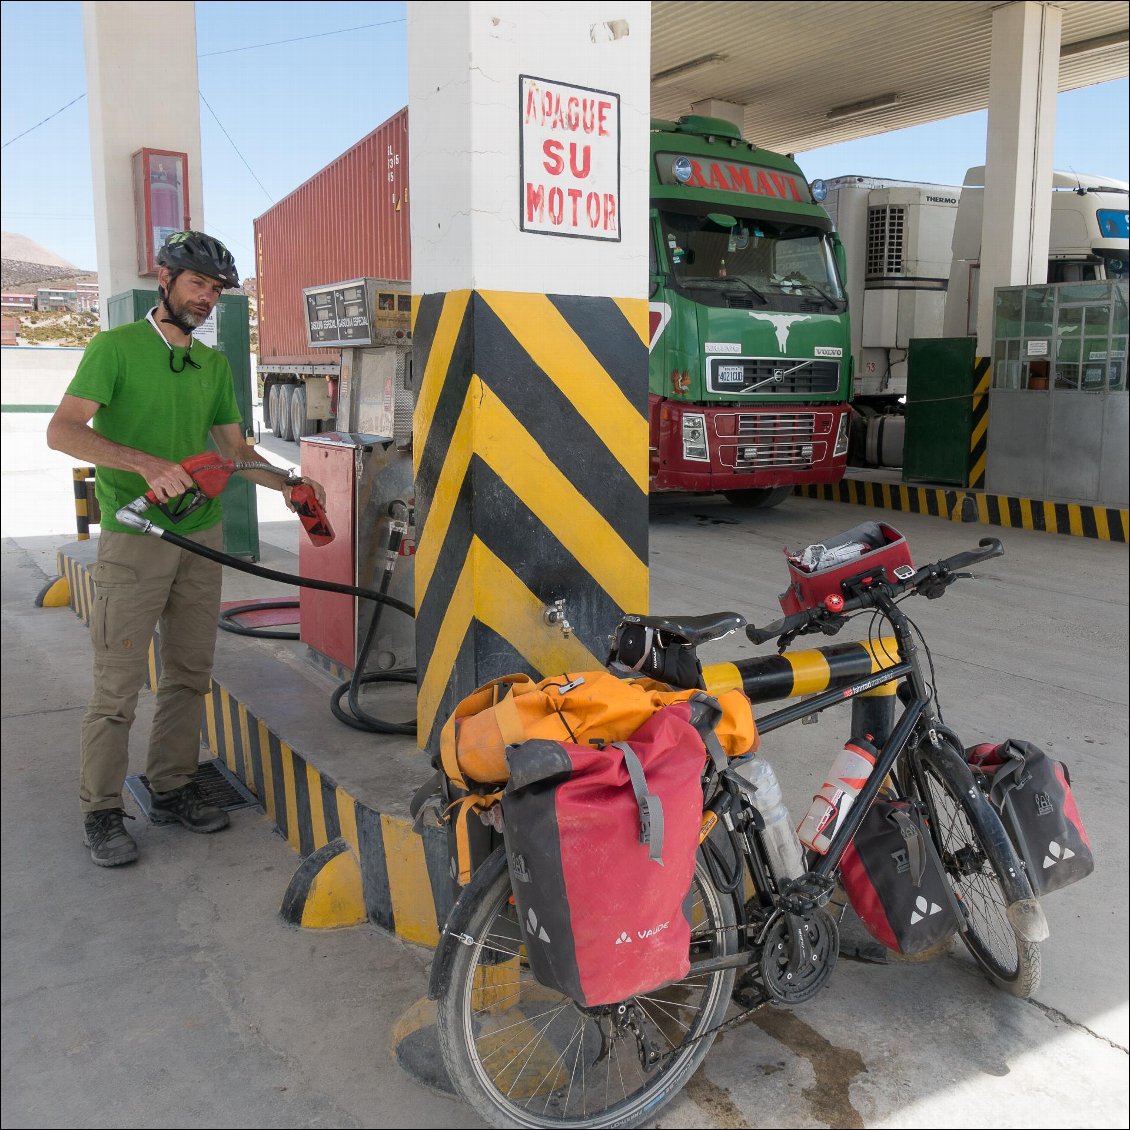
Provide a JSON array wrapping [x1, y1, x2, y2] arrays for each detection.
[[938, 537, 1005, 574], [290, 483, 334, 546], [745, 610, 812, 645]]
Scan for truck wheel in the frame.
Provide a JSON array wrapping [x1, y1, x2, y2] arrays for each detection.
[[262, 379, 275, 431], [723, 487, 792, 509], [276, 384, 295, 442], [290, 383, 314, 443]]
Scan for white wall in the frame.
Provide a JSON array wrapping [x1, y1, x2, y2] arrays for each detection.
[[0, 347, 83, 407], [408, 1, 651, 298], [83, 1, 204, 322]]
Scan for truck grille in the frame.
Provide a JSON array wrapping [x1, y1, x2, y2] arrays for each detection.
[[707, 357, 840, 395], [716, 411, 833, 470]]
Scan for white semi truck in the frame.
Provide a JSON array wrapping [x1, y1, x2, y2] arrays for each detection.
[[823, 167, 1129, 462]]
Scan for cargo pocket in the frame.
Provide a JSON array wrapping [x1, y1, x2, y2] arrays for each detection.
[[89, 560, 140, 655]]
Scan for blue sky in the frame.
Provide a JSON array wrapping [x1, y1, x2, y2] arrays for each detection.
[[2, 1, 1126, 273]]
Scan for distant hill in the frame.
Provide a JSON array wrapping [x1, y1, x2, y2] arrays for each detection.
[[1, 232, 80, 270]]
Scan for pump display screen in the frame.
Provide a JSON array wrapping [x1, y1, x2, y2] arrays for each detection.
[[305, 284, 373, 347]]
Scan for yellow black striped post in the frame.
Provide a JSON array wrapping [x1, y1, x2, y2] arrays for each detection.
[[411, 290, 650, 751], [72, 466, 98, 540], [969, 357, 991, 489]]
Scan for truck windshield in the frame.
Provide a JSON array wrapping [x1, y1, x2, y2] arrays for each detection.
[[658, 209, 845, 310]]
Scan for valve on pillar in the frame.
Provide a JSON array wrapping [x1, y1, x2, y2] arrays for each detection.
[[543, 597, 572, 639]]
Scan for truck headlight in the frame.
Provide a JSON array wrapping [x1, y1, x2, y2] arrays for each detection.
[[833, 412, 850, 457], [682, 413, 709, 462]]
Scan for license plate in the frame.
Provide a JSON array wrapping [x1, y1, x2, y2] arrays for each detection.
[[716, 365, 745, 384]]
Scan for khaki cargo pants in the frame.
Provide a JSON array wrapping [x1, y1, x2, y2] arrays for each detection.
[[80, 525, 224, 814]]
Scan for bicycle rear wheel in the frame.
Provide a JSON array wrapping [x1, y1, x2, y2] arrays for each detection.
[[915, 740, 1041, 997], [436, 849, 737, 1129]]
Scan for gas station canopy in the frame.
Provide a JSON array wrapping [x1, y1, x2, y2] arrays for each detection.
[[651, 1, 1129, 156]]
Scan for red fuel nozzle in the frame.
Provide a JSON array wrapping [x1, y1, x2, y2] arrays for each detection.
[[289, 483, 334, 546]]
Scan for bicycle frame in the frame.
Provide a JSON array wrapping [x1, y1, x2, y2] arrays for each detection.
[[692, 587, 1041, 978]]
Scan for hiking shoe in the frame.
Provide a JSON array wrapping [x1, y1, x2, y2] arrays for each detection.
[[148, 782, 230, 833], [84, 809, 139, 867]]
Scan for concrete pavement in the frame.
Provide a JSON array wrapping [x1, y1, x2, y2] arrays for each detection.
[[2, 407, 1127, 1128]]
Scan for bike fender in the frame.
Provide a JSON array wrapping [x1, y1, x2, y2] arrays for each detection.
[[930, 735, 1050, 940], [427, 846, 509, 1001]]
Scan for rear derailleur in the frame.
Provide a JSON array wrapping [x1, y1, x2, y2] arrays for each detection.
[[589, 1000, 662, 1073]]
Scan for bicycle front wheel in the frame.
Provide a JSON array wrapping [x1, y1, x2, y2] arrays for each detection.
[[437, 849, 737, 1129], [915, 740, 1041, 997]]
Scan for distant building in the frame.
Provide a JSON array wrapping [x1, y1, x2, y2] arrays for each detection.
[[37, 288, 78, 312], [76, 282, 99, 313], [1, 292, 36, 312]]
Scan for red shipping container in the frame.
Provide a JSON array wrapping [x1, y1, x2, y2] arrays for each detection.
[[253, 107, 412, 369]]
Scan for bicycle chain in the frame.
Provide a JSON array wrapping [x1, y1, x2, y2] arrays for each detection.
[[656, 985, 771, 1063]]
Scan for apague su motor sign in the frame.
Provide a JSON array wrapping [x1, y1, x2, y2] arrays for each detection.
[[520, 75, 621, 242]]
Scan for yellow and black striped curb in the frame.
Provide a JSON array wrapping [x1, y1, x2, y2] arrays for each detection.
[[796, 478, 1128, 543], [54, 542, 456, 943], [410, 289, 651, 751]]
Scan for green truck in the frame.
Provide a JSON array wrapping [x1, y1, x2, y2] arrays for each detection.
[[648, 115, 852, 506]]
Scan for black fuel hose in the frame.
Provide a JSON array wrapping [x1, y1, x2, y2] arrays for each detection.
[[155, 526, 418, 735], [219, 599, 299, 640]]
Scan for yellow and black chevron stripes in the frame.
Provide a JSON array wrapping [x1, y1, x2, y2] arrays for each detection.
[[794, 480, 1129, 542], [702, 637, 901, 704], [969, 357, 990, 489], [412, 289, 651, 749]]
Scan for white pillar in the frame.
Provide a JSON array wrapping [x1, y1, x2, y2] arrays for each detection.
[[83, 1, 204, 323], [976, 0, 1062, 355], [408, 1, 652, 749]]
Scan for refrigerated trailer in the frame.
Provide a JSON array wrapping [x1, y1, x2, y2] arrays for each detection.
[[823, 167, 1129, 414]]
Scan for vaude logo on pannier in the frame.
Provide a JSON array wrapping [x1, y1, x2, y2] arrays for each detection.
[[1044, 840, 1077, 872], [615, 920, 670, 945], [1033, 790, 1055, 818], [525, 906, 550, 942], [909, 895, 945, 925]]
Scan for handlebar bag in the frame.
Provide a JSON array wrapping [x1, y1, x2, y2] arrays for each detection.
[[779, 522, 913, 616], [966, 740, 1093, 895], [839, 795, 960, 955], [500, 702, 708, 1007]]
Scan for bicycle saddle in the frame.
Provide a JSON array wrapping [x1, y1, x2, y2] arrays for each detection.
[[619, 612, 747, 645]]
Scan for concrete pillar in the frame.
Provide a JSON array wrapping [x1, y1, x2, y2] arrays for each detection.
[[408, 2, 651, 749], [82, 1, 204, 325], [976, 1, 1062, 355]]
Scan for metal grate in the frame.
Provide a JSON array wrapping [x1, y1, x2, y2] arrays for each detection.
[[124, 759, 259, 817], [866, 205, 905, 277]]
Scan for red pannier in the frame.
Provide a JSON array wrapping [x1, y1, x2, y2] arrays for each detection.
[[966, 739, 1093, 895], [779, 521, 914, 616], [501, 702, 708, 1007], [839, 794, 960, 955]]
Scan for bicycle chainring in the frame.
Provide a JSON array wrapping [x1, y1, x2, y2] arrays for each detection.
[[758, 909, 839, 1004]]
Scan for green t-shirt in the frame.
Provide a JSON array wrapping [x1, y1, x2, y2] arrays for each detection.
[[66, 315, 242, 533]]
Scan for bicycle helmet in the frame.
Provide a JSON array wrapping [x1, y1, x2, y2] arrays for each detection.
[[157, 230, 240, 289]]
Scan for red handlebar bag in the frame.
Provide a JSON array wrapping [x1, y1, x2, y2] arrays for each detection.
[[779, 521, 913, 615], [501, 703, 706, 1007]]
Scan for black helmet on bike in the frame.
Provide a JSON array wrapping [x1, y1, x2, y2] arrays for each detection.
[[157, 230, 240, 290]]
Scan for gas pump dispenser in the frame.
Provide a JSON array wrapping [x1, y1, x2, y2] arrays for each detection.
[[295, 280, 417, 704]]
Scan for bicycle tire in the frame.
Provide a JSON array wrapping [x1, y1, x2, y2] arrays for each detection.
[[914, 739, 1041, 997], [437, 848, 737, 1129]]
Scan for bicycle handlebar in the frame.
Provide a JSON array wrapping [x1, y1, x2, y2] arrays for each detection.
[[745, 537, 1004, 646]]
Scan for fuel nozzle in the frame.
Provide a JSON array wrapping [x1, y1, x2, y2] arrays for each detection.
[[379, 501, 410, 572]]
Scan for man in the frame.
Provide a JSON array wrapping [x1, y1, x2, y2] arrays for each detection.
[[47, 230, 324, 867]]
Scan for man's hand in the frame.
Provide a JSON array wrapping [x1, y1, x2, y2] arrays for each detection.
[[138, 455, 197, 503], [283, 476, 327, 512]]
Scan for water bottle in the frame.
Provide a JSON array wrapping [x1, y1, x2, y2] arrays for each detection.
[[730, 755, 806, 882], [797, 735, 879, 854]]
